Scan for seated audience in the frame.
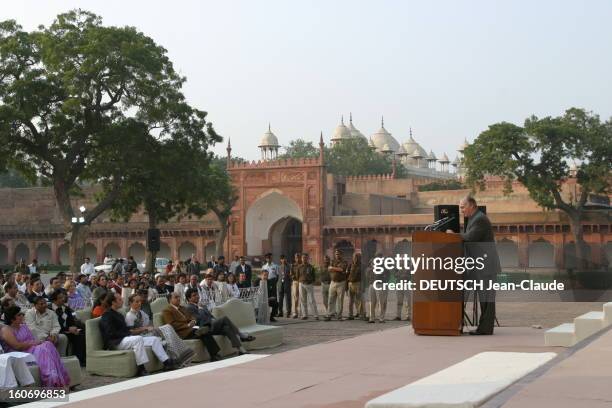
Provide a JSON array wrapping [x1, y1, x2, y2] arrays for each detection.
[[50, 291, 86, 366], [98, 293, 175, 376], [162, 292, 222, 361], [24, 296, 67, 356], [237, 272, 250, 289], [173, 273, 188, 303], [0, 306, 70, 388], [154, 275, 169, 296]]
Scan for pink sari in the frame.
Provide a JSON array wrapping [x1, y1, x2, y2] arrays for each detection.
[[2, 324, 70, 388]]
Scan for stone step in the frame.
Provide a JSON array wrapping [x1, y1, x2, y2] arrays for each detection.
[[603, 302, 612, 325], [545, 323, 576, 347], [574, 311, 605, 341], [365, 351, 556, 408]]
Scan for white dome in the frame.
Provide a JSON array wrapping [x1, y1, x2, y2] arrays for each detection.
[[259, 124, 279, 148], [331, 116, 352, 142], [347, 114, 367, 140], [428, 150, 437, 161], [439, 152, 450, 163], [370, 117, 400, 153], [458, 138, 469, 152]]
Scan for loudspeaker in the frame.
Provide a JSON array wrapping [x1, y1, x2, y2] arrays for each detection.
[[433, 205, 460, 233], [464, 205, 486, 232], [146, 228, 161, 252]]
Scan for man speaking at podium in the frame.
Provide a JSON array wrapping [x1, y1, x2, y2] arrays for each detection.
[[447, 196, 500, 335]]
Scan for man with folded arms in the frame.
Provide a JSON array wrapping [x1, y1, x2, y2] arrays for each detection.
[[184, 288, 254, 355], [324, 250, 348, 321], [162, 292, 223, 361]]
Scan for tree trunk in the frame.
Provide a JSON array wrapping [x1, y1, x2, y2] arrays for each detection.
[[146, 214, 158, 275], [568, 214, 588, 273], [68, 224, 89, 276], [216, 222, 227, 258]]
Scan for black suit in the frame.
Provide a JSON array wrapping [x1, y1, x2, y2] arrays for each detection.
[[235, 264, 252, 287], [184, 303, 243, 349], [99, 309, 131, 349], [53, 304, 86, 366], [461, 210, 501, 334]]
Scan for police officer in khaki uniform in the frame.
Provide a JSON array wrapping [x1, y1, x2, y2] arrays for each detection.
[[298, 253, 318, 320], [320, 255, 331, 314], [394, 266, 411, 321], [324, 249, 348, 321], [290, 253, 302, 319], [367, 254, 389, 323], [347, 253, 364, 320]]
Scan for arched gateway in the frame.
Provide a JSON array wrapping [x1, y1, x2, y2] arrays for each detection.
[[226, 139, 326, 265]]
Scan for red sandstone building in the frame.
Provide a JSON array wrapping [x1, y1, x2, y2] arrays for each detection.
[[0, 121, 610, 273]]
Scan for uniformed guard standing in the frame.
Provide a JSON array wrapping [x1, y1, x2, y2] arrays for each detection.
[[320, 255, 331, 314], [290, 252, 302, 319], [298, 253, 319, 320], [347, 253, 364, 320], [324, 249, 348, 321], [394, 266, 411, 321], [367, 253, 389, 323]]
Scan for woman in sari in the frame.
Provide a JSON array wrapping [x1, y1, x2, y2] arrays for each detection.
[[0, 306, 70, 388]]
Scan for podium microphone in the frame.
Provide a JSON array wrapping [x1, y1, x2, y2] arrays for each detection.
[[425, 216, 452, 231]]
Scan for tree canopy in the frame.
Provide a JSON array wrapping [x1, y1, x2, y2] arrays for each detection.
[[0, 10, 220, 271], [463, 107, 612, 272]]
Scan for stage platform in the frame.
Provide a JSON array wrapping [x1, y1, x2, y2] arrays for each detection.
[[24, 324, 570, 408]]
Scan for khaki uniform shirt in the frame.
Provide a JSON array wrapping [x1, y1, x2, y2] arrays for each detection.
[[297, 264, 316, 284], [348, 262, 361, 282], [330, 258, 348, 282]]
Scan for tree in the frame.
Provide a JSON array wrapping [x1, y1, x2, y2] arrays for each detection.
[[279, 139, 319, 159], [418, 179, 465, 191], [108, 137, 220, 274], [463, 108, 612, 272], [0, 10, 218, 273], [326, 138, 406, 177]]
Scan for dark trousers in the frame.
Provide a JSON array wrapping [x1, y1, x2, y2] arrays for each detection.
[[186, 329, 220, 358], [66, 332, 86, 366], [278, 280, 292, 315], [210, 316, 242, 349], [476, 288, 496, 334]]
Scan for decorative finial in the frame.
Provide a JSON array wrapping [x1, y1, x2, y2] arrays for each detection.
[[319, 131, 325, 165], [226, 137, 232, 169], [349, 112, 353, 124], [268, 122, 271, 132], [381, 116, 385, 128], [319, 131, 324, 145], [410, 127, 413, 138], [341, 115, 344, 125]]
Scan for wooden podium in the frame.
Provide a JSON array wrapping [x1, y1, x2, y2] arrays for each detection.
[[411, 231, 464, 336]]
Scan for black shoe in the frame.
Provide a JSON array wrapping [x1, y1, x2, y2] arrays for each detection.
[[210, 354, 223, 362], [241, 335, 256, 342], [270, 317, 277, 322], [163, 359, 177, 371], [136, 364, 149, 376]]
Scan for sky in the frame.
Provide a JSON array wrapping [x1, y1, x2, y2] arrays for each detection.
[[3, 0, 612, 160]]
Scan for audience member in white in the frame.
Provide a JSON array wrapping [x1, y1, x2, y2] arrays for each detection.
[[226, 273, 240, 298], [80, 257, 96, 276], [24, 296, 68, 356]]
